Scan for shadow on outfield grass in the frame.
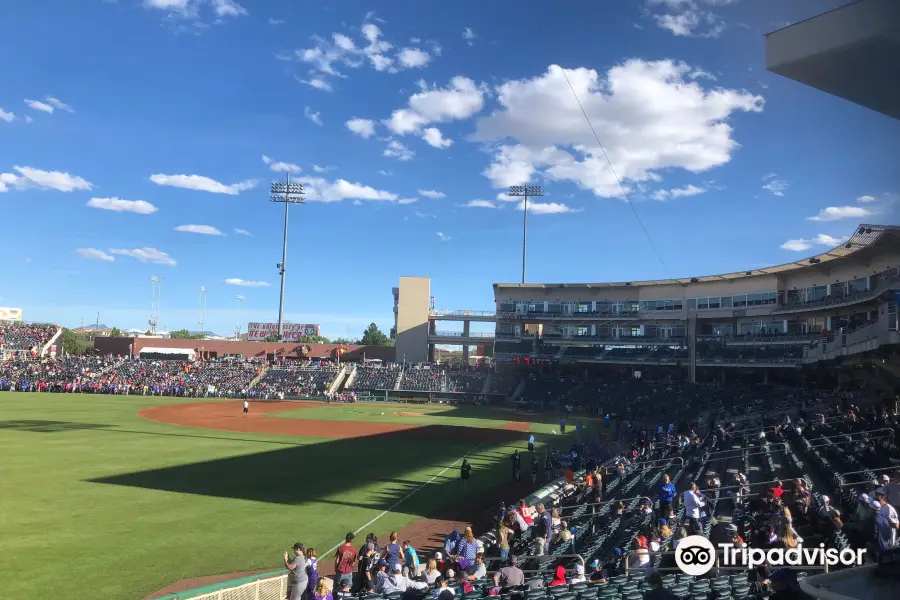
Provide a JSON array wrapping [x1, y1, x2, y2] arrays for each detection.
[[89, 424, 532, 518], [0, 419, 113, 433]]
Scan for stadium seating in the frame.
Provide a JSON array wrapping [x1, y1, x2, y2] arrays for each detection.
[[447, 370, 487, 394], [0, 322, 57, 352], [255, 364, 342, 397], [348, 364, 401, 391], [401, 365, 445, 391]]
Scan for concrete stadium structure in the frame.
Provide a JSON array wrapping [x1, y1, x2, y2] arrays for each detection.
[[765, 0, 900, 120], [393, 225, 900, 381]]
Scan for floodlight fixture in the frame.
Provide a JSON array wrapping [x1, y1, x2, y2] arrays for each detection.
[[507, 183, 545, 283], [269, 173, 305, 338]]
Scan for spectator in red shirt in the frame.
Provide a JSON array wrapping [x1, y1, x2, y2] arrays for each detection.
[[333, 532, 357, 590]]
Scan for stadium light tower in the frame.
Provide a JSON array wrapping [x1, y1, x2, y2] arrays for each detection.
[[198, 286, 207, 333], [507, 184, 544, 283], [235, 295, 245, 339], [149, 276, 163, 335], [270, 173, 305, 340]]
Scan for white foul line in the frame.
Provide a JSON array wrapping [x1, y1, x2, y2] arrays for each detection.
[[325, 442, 485, 556]]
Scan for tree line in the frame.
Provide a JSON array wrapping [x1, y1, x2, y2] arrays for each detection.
[[61, 322, 394, 355]]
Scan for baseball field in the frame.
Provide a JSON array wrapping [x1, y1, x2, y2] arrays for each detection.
[[0, 393, 568, 599]]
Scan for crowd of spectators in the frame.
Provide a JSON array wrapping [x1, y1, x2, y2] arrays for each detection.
[[0, 356, 117, 392], [99, 359, 261, 395], [447, 370, 487, 394], [0, 323, 57, 352], [401, 366, 445, 391], [348, 364, 401, 391], [255, 363, 342, 397]]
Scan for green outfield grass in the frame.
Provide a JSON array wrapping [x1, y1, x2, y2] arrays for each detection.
[[0, 393, 561, 600], [267, 402, 562, 433]]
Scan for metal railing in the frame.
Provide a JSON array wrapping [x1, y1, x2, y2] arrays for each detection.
[[807, 434, 894, 449], [557, 494, 654, 514], [602, 457, 684, 475], [430, 310, 497, 318], [804, 428, 895, 445], [838, 465, 900, 487], [694, 478, 787, 496], [702, 442, 788, 458], [775, 274, 900, 314], [431, 331, 496, 338], [622, 549, 834, 575]]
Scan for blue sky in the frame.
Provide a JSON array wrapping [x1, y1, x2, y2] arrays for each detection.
[[1, 0, 897, 338]]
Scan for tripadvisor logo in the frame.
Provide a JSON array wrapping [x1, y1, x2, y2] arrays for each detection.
[[674, 535, 866, 576]]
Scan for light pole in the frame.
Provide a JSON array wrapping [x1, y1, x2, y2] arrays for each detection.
[[507, 184, 544, 283], [198, 286, 207, 333], [235, 295, 245, 339], [270, 173, 305, 340], [149, 276, 163, 334]]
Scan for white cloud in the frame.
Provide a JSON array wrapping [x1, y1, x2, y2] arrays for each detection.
[[378, 170, 393, 176], [77, 248, 115, 262], [304, 106, 323, 126], [856, 195, 877, 203], [473, 61, 763, 196], [297, 176, 398, 203], [300, 78, 333, 92], [211, 0, 246, 17], [689, 68, 717, 81], [761, 173, 787, 196], [0, 108, 15, 122], [781, 233, 849, 252], [384, 139, 414, 161], [437, 232, 451, 242], [651, 184, 707, 201], [385, 76, 485, 138], [143, 0, 246, 20], [24, 115, 33, 124], [294, 18, 435, 89], [807, 206, 872, 222], [312, 164, 332, 173], [262, 155, 302, 174], [346, 118, 376, 138], [397, 197, 418, 205], [108, 247, 177, 266], [465, 199, 499, 209], [224, 278, 269, 287], [234, 228, 251, 235], [0, 166, 92, 192], [269, 18, 284, 25], [397, 48, 431, 69], [174, 224, 224, 235], [87, 197, 158, 214], [150, 173, 257, 194], [516, 201, 578, 214], [422, 127, 453, 148], [24, 99, 54, 113], [45, 97, 74, 113], [462, 27, 476, 45], [419, 189, 446, 199], [647, 0, 729, 38]]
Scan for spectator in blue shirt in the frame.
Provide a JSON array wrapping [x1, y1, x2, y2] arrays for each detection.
[[658, 474, 676, 519]]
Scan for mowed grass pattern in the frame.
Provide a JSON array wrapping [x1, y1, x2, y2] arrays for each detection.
[[0, 394, 552, 600]]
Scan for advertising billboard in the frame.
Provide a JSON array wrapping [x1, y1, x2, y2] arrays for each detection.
[[0, 307, 23, 321], [247, 322, 320, 341]]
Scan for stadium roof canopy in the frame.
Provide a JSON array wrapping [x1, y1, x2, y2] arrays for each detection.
[[765, 0, 900, 120], [495, 224, 900, 290]]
